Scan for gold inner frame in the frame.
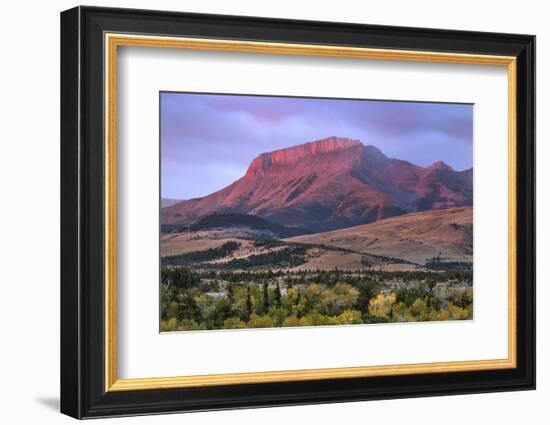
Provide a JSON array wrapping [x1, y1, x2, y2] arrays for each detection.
[[104, 33, 517, 392]]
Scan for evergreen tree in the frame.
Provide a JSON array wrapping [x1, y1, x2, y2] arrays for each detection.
[[425, 277, 437, 297], [227, 283, 235, 304], [273, 283, 282, 306], [176, 292, 202, 323], [245, 286, 253, 320], [355, 280, 379, 315], [262, 282, 269, 312]]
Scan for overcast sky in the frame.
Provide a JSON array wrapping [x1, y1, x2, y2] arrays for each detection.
[[161, 92, 473, 200]]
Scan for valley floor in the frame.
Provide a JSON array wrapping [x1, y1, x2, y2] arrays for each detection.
[[159, 207, 474, 331]]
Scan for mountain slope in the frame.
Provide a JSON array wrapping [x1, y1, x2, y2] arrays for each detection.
[[286, 207, 473, 265], [161, 198, 182, 208], [189, 213, 310, 237], [162, 137, 472, 232]]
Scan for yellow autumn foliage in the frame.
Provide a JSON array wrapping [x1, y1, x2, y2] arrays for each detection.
[[337, 309, 363, 324], [368, 293, 396, 319], [447, 302, 470, 320], [282, 315, 301, 327]]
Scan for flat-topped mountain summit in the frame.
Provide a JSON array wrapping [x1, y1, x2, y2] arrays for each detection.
[[162, 137, 472, 232], [246, 137, 362, 175]]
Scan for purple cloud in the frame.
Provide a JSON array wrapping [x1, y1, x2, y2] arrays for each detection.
[[161, 92, 473, 200]]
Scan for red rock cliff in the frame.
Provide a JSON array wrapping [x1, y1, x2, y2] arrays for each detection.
[[246, 137, 362, 176]]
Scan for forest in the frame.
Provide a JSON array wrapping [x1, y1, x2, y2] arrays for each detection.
[[160, 268, 473, 331]]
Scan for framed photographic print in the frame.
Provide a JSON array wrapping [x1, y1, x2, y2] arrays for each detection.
[[60, 6, 535, 419]]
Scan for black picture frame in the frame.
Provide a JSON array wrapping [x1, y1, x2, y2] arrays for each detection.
[[60, 5, 535, 419]]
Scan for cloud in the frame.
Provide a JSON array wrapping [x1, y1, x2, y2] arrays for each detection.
[[161, 92, 473, 199]]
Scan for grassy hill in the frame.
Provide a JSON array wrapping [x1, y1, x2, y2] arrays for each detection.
[[286, 207, 473, 266]]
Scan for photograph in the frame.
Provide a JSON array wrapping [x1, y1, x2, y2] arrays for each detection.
[[159, 93, 474, 332]]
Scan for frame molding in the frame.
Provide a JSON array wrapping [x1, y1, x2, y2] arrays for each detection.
[[104, 33, 518, 393], [61, 6, 535, 419]]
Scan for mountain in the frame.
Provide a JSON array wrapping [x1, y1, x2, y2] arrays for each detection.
[[161, 198, 182, 208], [189, 212, 310, 237], [161, 137, 472, 232], [286, 207, 473, 265]]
